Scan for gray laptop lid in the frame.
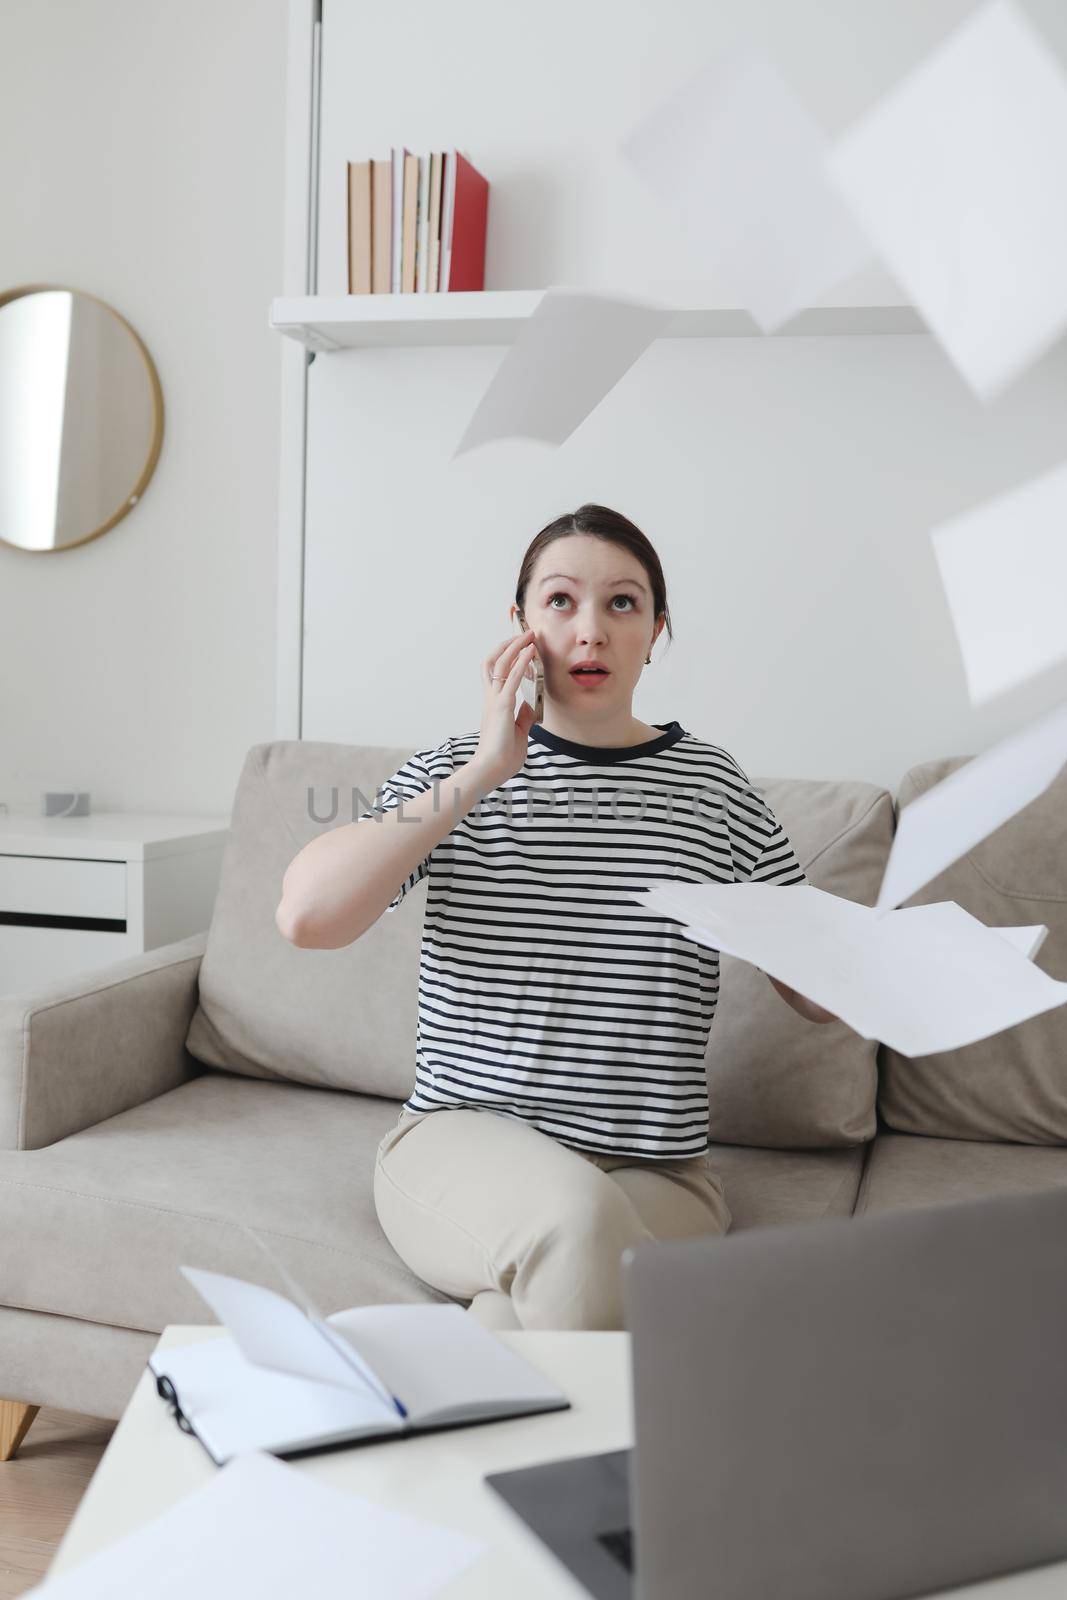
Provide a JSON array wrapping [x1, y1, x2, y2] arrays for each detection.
[[625, 1184, 1067, 1600]]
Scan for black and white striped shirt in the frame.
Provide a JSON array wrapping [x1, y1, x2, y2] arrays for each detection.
[[359, 720, 806, 1158]]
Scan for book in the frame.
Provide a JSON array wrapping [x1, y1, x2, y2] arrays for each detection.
[[440, 151, 457, 290], [371, 157, 392, 292], [352, 147, 486, 293], [346, 160, 372, 294], [446, 151, 490, 291], [149, 1262, 569, 1466], [391, 146, 408, 293], [415, 154, 430, 291], [401, 150, 419, 293], [427, 151, 444, 292]]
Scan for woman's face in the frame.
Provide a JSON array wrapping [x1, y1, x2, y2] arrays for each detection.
[[513, 535, 664, 716]]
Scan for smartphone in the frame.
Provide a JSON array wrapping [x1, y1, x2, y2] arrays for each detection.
[[517, 625, 544, 722], [525, 652, 544, 723]]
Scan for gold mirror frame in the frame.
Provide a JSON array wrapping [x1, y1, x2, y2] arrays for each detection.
[[0, 284, 164, 554]]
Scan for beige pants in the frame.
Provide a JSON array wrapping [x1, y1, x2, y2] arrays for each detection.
[[373, 1106, 731, 1332]]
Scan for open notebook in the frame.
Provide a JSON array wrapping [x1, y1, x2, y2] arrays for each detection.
[[149, 1254, 569, 1466]]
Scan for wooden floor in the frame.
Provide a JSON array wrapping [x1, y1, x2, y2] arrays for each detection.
[[0, 1409, 114, 1597]]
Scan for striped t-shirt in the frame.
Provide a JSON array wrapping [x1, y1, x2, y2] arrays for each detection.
[[358, 720, 806, 1158]]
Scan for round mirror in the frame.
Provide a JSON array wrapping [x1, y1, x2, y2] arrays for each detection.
[[0, 285, 163, 553]]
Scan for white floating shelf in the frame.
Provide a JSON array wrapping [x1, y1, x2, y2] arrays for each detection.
[[270, 287, 925, 352]]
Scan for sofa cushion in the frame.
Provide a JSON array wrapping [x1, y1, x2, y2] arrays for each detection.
[[854, 1132, 1067, 1214], [0, 1072, 445, 1335], [878, 758, 1067, 1144], [709, 1143, 865, 1228], [706, 777, 894, 1148], [186, 742, 426, 1097]]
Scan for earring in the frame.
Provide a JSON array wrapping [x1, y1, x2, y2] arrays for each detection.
[[645, 653, 652, 665]]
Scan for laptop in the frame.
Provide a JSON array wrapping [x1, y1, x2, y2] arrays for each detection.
[[487, 1184, 1067, 1600]]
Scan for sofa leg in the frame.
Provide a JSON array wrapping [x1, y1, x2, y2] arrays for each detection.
[[0, 1399, 40, 1461]]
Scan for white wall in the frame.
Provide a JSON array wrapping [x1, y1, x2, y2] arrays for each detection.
[[304, 0, 1067, 790], [0, 0, 288, 818], [4, 0, 1066, 812]]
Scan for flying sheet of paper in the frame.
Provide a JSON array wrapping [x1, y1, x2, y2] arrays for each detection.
[[631, 882, 1067, 1057], [994, 923, 1048, 962], [931, 461, 1067, 704], [452, 288, 673, 455], [827, 0, 1067, 400], [618, 47, 872, 332], [875, 700, 1067, 912], [35, 1449, 484, 1600], [902, 905, 1047, 962]]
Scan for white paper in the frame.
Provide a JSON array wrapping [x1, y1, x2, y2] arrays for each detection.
[[619, 47, 872, 332], [150, 1335, 400, 1463], [325, 1302, 567, 1424], [907, 904, 1047, 962], [452, 287, 673, 455], [993, 923, 1048, 961], [633, 882, 1067, 1057], [180, 1266, 395, 1412], [876, 700, 1067, 912], [827, 0, 1067, 400], [931, 462, 1067, 704], [35, 1449, 484, 1599]]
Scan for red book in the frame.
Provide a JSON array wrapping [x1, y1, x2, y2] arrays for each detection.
[[443, 152, 489, 291]]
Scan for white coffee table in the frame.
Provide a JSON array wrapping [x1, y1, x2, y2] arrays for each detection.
[[47, 1325, 1067, 1599], [48, 1326, 632, 1597]]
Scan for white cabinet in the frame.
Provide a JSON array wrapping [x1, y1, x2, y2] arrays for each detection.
[[0, 814, 229, 998]]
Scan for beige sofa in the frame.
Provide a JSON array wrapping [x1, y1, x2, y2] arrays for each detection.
[[2, 739, 1066, 1446]]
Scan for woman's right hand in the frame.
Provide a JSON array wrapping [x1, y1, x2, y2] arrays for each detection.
[[476, 629, 540, 784]]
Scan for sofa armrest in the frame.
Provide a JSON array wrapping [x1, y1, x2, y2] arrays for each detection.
[[0, 931, 208, 1151]]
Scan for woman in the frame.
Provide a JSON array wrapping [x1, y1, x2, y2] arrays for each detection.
[[277, 504, 834, 1331]]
